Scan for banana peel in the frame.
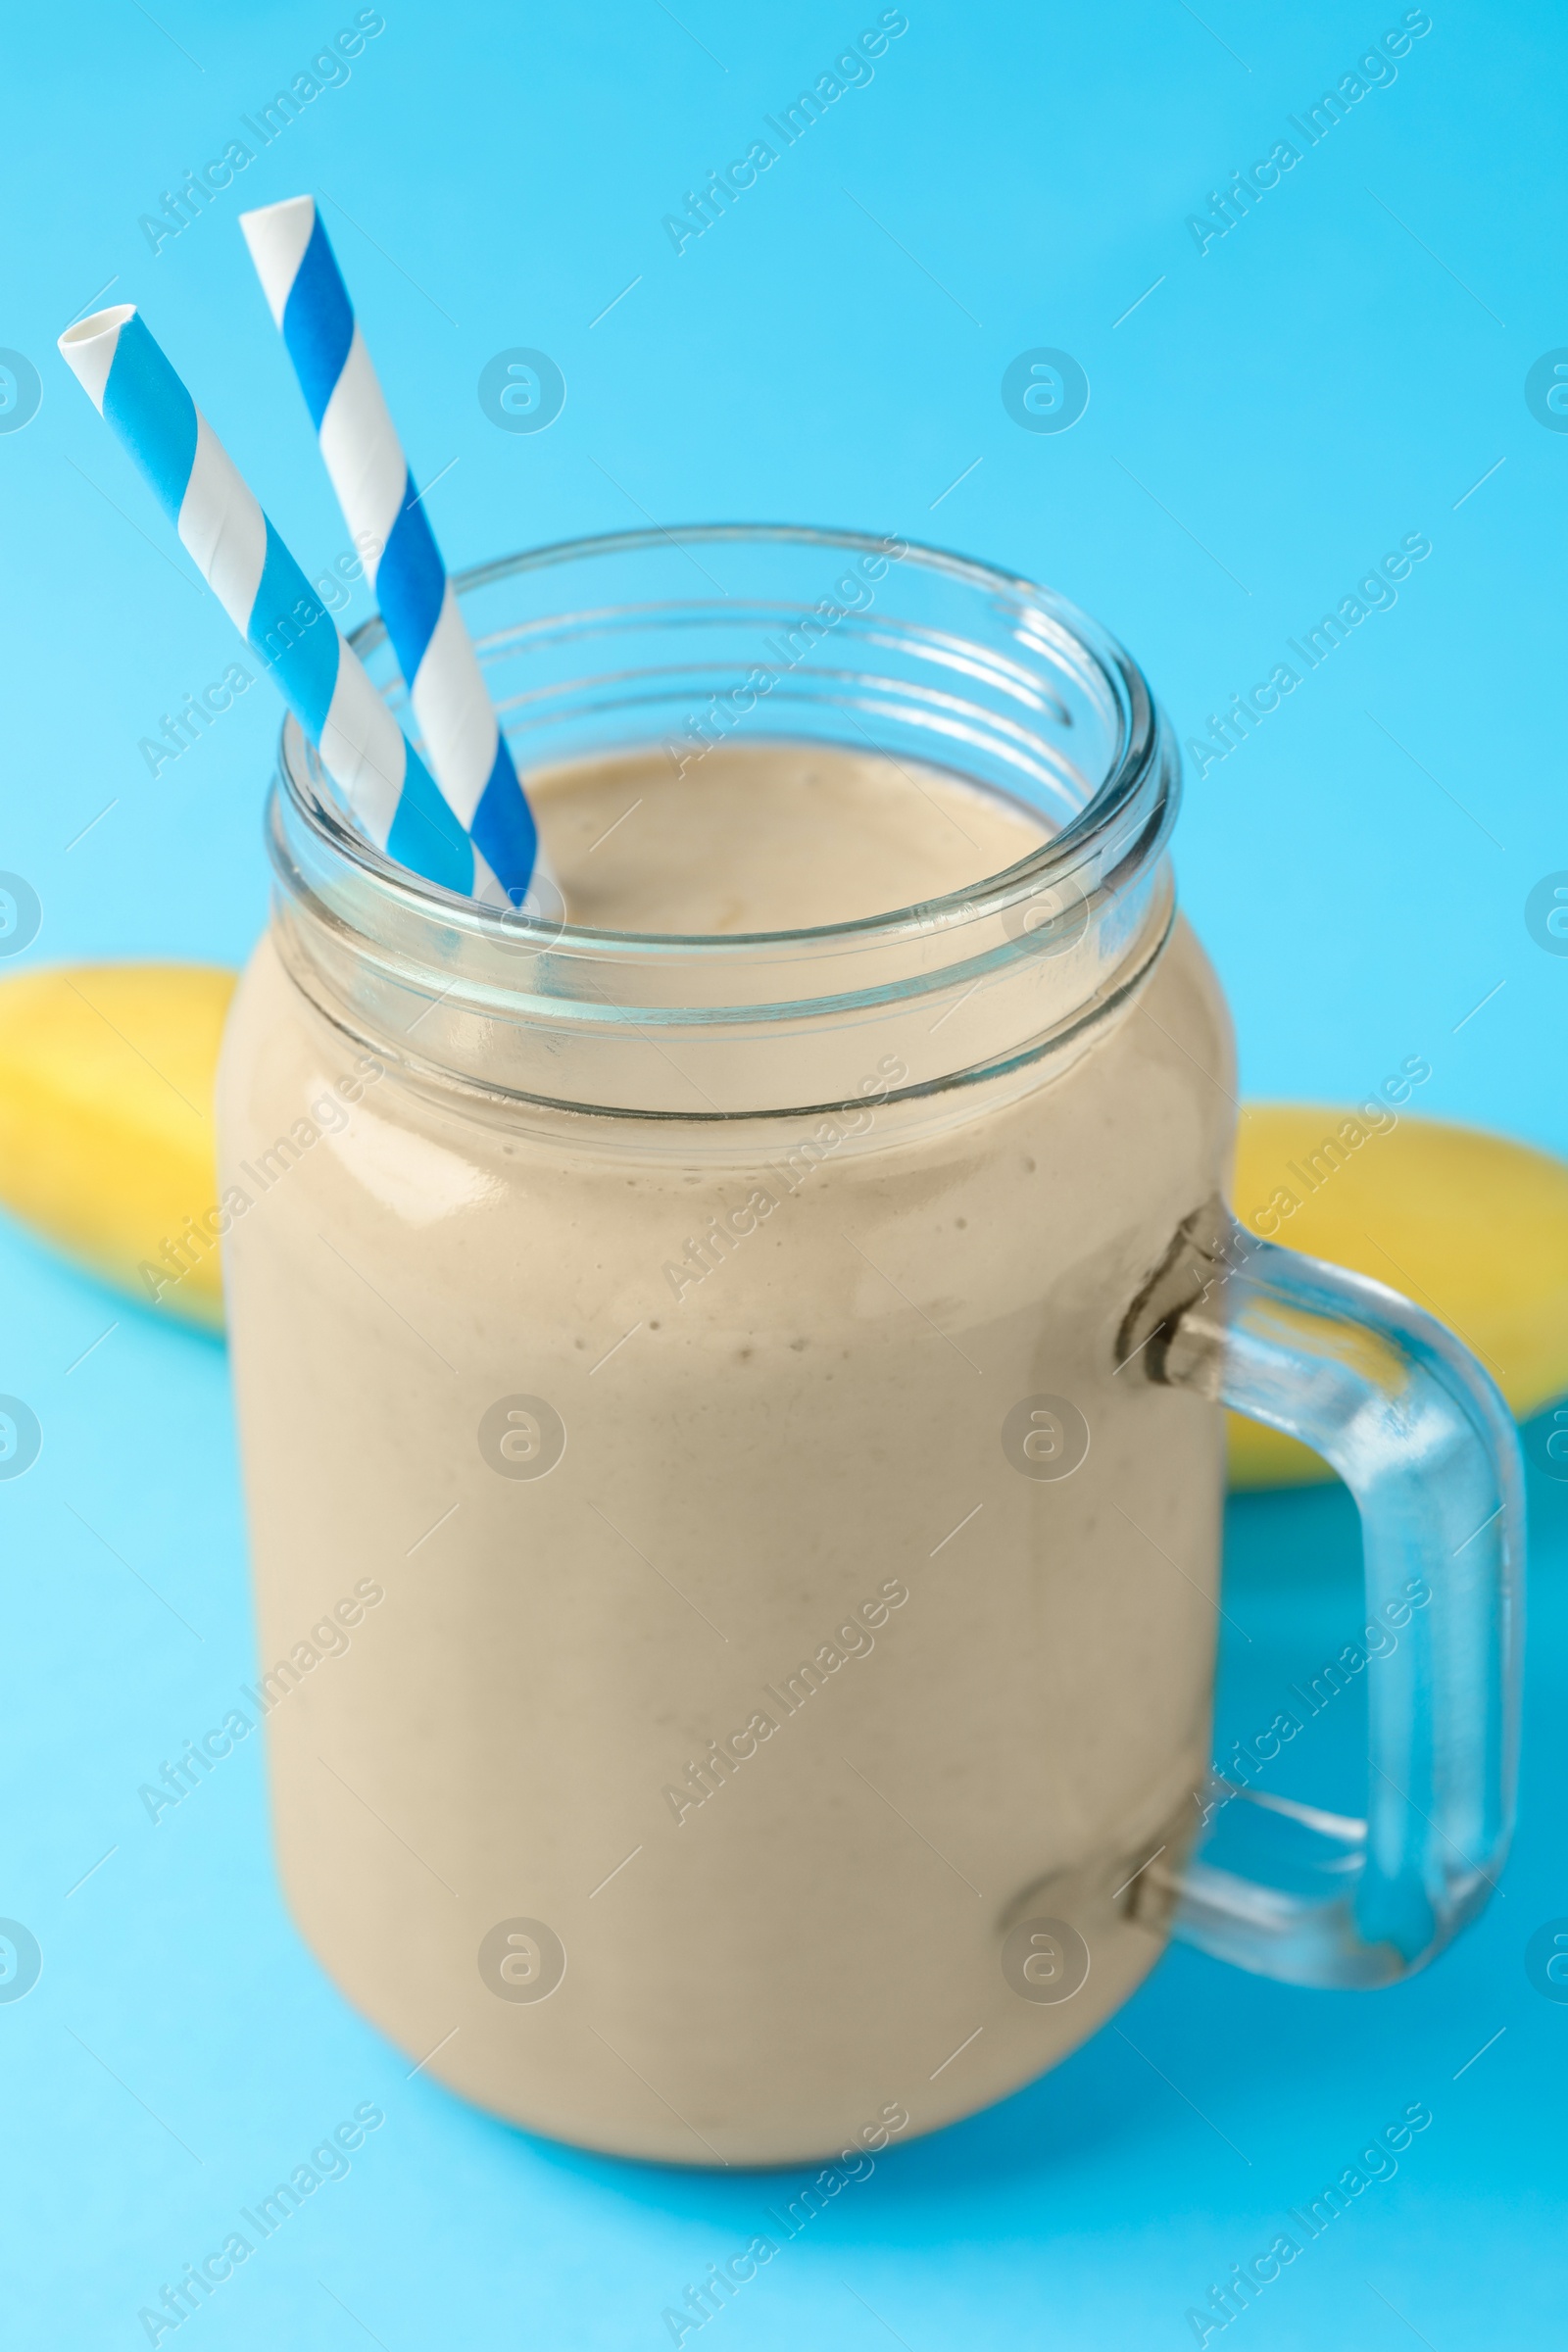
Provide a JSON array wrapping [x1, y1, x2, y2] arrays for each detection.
[[1229, 1104, 1568, 1486], [0, 968, 1565, 1485], [0, 963, 233, 1332]]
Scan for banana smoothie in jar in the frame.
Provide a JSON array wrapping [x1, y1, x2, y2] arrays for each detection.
[[218, 527, 1521, 2166]]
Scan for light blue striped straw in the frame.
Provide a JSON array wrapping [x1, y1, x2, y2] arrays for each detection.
[[239, 196, 543, 905], [58, 305, 502, 903]]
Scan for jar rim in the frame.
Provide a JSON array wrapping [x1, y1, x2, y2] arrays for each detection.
[[268, 523, 1180, 1116], [275, 520, 1175, 956]]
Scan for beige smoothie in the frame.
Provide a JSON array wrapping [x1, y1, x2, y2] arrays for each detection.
[[218, 737, 1235, 2167]]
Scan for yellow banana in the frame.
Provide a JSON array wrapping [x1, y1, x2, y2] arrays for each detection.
[[0, 972, 1564, 1482], [0, 963, 234, 1331], [1229, 1104, 1568, 1486]]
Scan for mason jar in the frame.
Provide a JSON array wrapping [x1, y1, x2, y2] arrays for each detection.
[[216, 525, 1521, 2168]]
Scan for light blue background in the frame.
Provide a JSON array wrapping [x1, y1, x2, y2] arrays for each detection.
[[1, 2, 1563, 2344]]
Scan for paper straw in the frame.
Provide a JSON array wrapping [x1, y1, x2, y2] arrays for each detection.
[[58, 305, 504, 905], [239, 196, 543, 904]]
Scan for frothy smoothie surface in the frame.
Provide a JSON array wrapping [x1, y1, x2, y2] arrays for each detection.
[[529, 741, 1051, 935]]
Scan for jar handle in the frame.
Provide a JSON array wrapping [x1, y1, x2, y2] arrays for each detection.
[[1123, 1204, 1524, 1987]]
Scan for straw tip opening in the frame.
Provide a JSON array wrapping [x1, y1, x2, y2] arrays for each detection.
[[59, 303, 137, 354], [239, 194, 316, 235]]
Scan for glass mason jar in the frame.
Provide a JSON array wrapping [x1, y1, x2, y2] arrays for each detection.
[[217, 526, 1522, 2170]]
